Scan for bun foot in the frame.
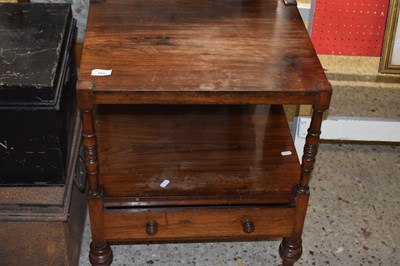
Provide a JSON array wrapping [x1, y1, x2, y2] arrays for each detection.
[[279, 237, 302, 266], [89, 242, 113, 266]]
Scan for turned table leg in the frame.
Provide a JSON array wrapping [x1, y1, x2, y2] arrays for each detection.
[[87, 190, 113, 266], [279, 185, 309, 265], [279, 85, 331, 265], [78, 81, 113, 266]]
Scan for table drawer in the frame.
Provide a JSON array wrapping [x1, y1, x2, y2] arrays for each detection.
[[103, 206, 295, 242]]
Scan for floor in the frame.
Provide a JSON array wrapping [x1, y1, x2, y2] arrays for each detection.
[[318, 55, 400, 118], [78, 55, 400, 265]]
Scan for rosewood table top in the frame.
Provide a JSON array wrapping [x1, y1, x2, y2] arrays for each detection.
[[79, 0, 329, 104]]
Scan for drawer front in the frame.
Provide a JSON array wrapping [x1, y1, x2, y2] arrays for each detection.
[[103, 206, 295, 242]]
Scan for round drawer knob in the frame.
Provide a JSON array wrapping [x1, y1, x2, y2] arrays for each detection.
[[242, 219, 255, 234], [145, 221, 159, 236]]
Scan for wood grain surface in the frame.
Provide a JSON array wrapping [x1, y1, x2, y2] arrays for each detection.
[[103, 206, 295, 241], [79, 0, 327, 104], [95, 105, 300, 206]]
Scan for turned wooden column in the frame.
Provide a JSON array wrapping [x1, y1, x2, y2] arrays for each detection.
[[279, 81, 332, 266], [77, 81, 113, 266]]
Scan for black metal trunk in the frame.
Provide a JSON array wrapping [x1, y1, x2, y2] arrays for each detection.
[[0, 3, 77, 186]]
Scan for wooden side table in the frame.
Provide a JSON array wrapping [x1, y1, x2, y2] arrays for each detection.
[[78, 0, 332, 265]]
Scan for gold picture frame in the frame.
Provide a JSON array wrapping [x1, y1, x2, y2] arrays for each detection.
[[380, 0, 400, 74]]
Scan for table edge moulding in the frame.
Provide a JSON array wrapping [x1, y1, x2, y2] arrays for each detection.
[[77, 0, 332, 265]]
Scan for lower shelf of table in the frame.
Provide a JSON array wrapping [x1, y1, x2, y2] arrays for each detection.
[[95, 104, 300, 206], [103, 205, 295, 242]]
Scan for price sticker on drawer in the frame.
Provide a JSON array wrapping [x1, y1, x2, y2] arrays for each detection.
[[160, 179, 170, 188], [91, 69, 112, 76]]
